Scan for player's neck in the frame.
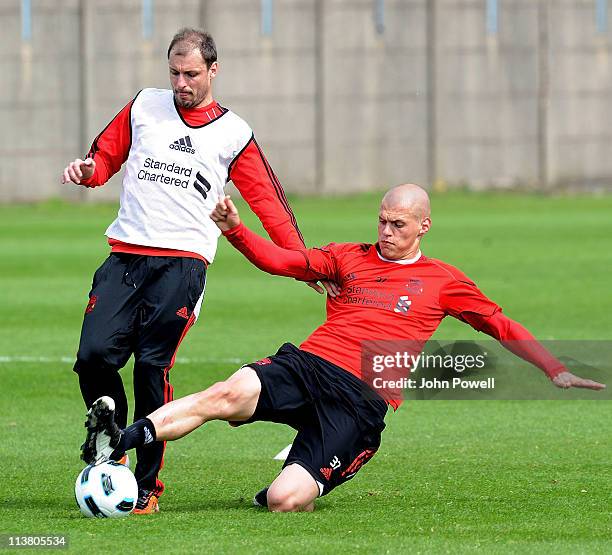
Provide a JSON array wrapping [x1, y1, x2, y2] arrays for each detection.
[[377, 249, 422, 265]]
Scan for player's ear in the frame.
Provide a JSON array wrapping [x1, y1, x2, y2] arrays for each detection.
[[418, 217, 431, 236], [208, 61, 219, 79]]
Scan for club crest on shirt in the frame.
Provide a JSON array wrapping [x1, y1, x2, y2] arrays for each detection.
[[405, 278, 423, 295]]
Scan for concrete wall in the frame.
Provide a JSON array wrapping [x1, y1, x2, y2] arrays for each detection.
[[319, 0, 430, 193], [434, 0, 542, 188], [1, 0, 611, 202], [1, 0, 82, 201], [547, 0, 612, 187]]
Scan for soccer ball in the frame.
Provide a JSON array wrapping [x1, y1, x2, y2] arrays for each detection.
[[75, 461, 138, 518]]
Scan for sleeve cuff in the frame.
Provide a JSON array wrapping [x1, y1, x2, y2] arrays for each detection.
[[222, 222, 245, 238], [545, 364, 566, 380]]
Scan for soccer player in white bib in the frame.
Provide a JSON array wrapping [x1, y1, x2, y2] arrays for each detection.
[[61, 28, 334, 514]]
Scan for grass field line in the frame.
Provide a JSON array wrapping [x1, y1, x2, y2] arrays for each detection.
[[0, 355, 243, 365]]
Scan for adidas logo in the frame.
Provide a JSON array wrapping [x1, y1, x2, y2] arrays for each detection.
[[169, 135, 195, 154], [176, 306, 189, 319], [143, 427, 154, 445]]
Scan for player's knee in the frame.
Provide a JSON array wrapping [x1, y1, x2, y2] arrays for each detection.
[[74, 341, 115, 373], [266, 477, 317, 513], [266, 490, 304, 513], [203, 380, 240, 418]]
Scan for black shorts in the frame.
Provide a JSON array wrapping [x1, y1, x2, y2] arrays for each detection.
[[244, 343, 388, 496]]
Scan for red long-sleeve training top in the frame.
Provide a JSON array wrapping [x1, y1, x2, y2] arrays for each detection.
[[223, 222, 567, 408]]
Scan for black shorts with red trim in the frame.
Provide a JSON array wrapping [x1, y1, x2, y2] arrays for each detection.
[[244, 343, 388, 496]]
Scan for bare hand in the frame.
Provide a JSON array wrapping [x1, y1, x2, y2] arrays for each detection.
[[210, 196, 241, 232], [61, 158, 95, 184], [552, 371, 606, 390], [306, 280, 341, 297]]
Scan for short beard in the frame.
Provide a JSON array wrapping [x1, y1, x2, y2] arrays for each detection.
[[174, 92, 203, 109]]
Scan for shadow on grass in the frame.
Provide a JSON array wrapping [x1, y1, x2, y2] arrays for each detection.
[[169, 497, 257, 513], [166, 497, 329, 514]]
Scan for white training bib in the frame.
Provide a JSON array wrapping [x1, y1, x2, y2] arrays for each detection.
[[105, 88, 252, 263]]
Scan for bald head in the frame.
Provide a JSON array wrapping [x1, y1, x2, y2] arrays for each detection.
[[377, 184, 431, 260], [381, 184, 431, 221]]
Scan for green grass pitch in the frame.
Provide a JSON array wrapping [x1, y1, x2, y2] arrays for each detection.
[[0, 191, 610, 554]]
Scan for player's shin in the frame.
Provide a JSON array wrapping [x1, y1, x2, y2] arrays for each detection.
[[146, 390, 212, 440]]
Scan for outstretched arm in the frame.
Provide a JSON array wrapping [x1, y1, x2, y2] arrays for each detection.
[[463, 311, 605, 390], [210, 196, 334, 282], [229, 142, 340, 297]]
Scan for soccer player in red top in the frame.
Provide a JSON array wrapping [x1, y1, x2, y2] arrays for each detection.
[[61, 28, 336, 515], [80, 184, 605, 513]]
